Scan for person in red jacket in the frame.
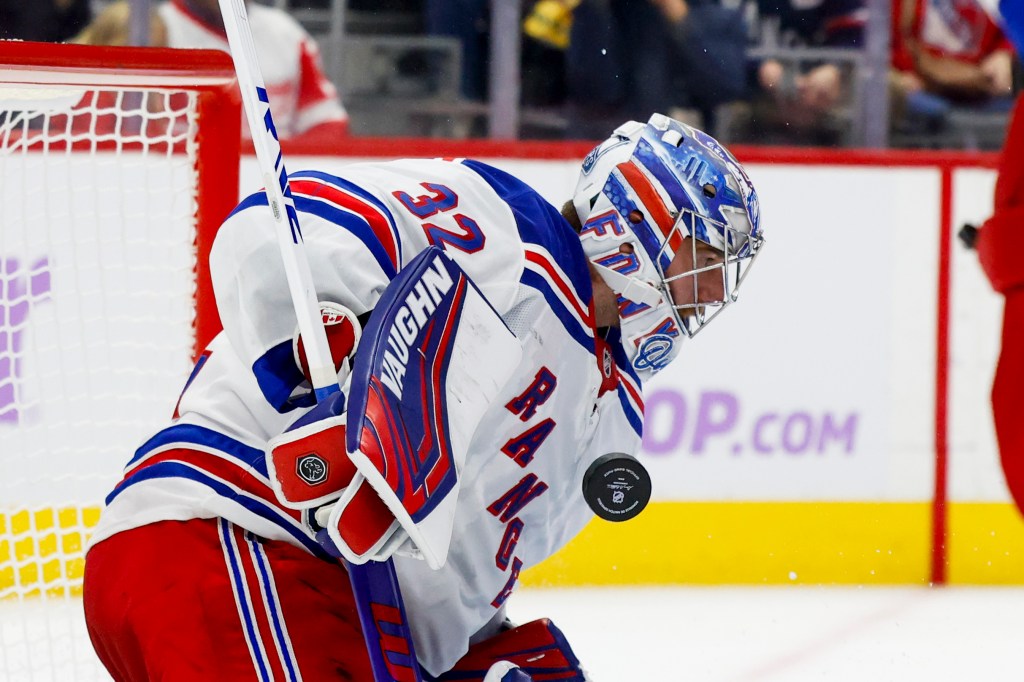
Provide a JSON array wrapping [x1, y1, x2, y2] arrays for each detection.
[[977, 95, 1024, 514], [74, 0, 348, 142], [974, 1, 1024, 514]]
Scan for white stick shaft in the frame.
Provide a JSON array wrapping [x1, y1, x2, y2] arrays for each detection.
[[217, 0, 338, 395], [214, 8, 422, 682]]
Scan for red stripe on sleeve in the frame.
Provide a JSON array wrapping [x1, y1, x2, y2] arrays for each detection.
[[290, 179, 399, 270], [524, 249, 595, 329], [122, 447, 303, 524]]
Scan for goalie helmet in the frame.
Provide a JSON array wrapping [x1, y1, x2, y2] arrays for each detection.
[[573, 113, 764, 380]]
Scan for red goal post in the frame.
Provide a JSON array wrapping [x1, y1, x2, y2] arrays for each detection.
[[0, 40, 239, 679]]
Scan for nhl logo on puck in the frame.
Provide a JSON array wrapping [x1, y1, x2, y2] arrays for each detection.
[[297, 454, 328, 486], [582, 452, 651, 522]]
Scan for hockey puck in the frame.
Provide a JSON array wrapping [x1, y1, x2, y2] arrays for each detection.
[[582, 453, 651, 522]]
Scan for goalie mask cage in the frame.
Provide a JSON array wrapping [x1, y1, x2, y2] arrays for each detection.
[[0, 41, 240, 680]]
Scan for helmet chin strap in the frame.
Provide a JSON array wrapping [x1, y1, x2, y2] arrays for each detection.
[[593, 263, 664, 307]]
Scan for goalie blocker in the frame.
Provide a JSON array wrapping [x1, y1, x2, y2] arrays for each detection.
[[268, 246, 522, 568]]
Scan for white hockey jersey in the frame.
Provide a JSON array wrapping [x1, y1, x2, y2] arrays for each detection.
[[158, 0, 347, 137], [90, 159, 644, 675]]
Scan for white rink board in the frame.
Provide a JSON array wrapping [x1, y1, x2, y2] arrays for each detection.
[[243, 156, 1005, 504], [949, 168, 1007, 502], [643, 165, 941, 502]]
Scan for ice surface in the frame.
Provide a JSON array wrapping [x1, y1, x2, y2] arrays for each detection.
[[506, 585, 1024, 681], [3, 586, 1023, 681]]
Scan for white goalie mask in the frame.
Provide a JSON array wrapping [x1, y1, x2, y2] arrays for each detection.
[[574, 114, 764, 380]]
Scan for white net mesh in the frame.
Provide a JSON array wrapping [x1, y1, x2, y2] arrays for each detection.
[[1, 84, 203, 680]]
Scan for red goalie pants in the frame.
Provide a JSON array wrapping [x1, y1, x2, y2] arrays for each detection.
[[83, 517, 374, 681]]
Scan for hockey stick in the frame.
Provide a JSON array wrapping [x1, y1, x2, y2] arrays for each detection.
[[216, 2, 421, 680]]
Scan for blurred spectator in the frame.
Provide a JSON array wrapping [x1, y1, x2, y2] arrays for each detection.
[[891, 0, 1015, 146], [0, 0, 91, 43], [727, 0, 866, 146], [424, 0, 575, 107], [423, 0, 490, 101], [420, 0, 576, 134], [523, 0, 579, 51], [564, 0, 748, 139], [522, 0, 574, 110], [75, 0, 349, 142], [0, 0, 91, 132]]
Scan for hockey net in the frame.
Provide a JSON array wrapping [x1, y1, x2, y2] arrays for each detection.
[[0, 41, 239, 679]]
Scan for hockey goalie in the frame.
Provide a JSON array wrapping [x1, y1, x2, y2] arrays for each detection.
[[82, 114, 764, 681]]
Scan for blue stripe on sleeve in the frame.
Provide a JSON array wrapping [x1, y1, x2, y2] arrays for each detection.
[[228, 190, 270, 218], [252, 340, 316, 414], [129, 424, 269, 475], [460, 159, 597, 353], [520, 269, 594, 352], [291, 170, 404, 267], [292, 195, 398, 278], [226, 180, 398, 278], [107, 461, 328, 558], [290, 170, 398, 227]]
